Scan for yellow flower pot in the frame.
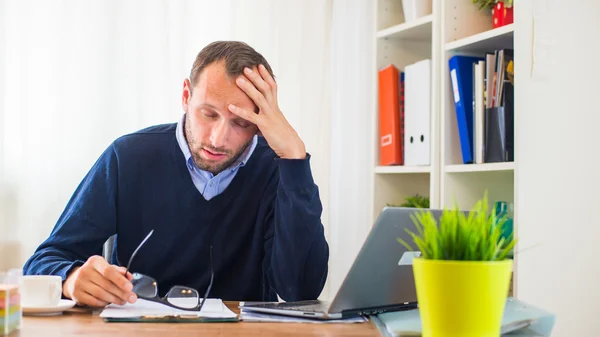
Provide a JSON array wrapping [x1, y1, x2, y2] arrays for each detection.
[[413, 258, 513, 337]]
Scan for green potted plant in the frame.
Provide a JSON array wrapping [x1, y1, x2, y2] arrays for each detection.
[[472, 0, 513, 10], [388, 194, 430, 209], [472, 0, 514, 28], [398, 192, 516, 337]]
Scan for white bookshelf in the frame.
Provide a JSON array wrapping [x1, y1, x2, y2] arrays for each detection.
[[374, 0, 517, 294], [445, 23, 514, 53], [440, 0, 515, 212], [375, 165, 431, 174], [445, 162, 514, 173], [376, 14, 433, 40], [373, 0, 441, 221]]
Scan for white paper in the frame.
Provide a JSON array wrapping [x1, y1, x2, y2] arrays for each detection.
[[238, 302, 368, 324], [99, 298, 237, 319]]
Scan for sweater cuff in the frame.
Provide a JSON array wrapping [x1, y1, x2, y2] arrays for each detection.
[[56, 260, 85, 282], [277, 153, 315, 189], [57, 260, 85, 299]]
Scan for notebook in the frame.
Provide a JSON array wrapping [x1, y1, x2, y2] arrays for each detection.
[[373, 297, 555, 337], [100, 298, 238, 323]]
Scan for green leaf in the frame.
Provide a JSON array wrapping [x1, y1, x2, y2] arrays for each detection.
[[396, 190, 517, 261], [472, 0, 498, 11], [389, 194, 430, 209], [397, 237, 414, 252]]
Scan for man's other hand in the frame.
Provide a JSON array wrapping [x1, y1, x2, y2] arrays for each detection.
[[228, 64, 307, 160]]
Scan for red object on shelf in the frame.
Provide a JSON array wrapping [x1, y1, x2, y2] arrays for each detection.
[[378, 65, 403, 166], [492, 2, 513, 28]]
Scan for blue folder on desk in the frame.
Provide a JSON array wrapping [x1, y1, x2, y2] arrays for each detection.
[[449, 55, 484, 164], [372, 297, 555, 337]]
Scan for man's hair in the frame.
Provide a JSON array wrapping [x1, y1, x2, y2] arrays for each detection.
[[189, 41, 275, 89]]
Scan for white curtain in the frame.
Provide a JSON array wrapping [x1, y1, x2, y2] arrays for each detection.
[[327, 0, 376, 297], [0, 0, 333, 299]]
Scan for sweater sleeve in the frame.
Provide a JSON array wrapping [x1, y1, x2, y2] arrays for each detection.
[[22, 143, 119, 281], [263, 154, 329, 301]]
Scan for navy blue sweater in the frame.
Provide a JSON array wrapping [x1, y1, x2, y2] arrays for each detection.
[[22, 123, 329, 302]]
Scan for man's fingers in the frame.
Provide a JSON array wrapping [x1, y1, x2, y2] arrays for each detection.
[[258, 64, 277, 102], [228, 104, 260, 125], [90, 269, 132, 304], [243, 67, 272, 102], [72, 289, 109, 308], [235, 76, 269, 112], [84, 282, 123, 306], [91, 258, 133, 294], [88, 256, 136, 304], [115, 266, 134, 282], [65, 256, 137, 308]]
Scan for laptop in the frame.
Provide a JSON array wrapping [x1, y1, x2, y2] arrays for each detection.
[[240, 206, 443, 320]]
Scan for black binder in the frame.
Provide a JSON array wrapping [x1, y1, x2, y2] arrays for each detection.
[[485, 82, 514, 163]]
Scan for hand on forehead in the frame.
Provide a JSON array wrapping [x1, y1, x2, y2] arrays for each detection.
[[196, 62, 258, 114]]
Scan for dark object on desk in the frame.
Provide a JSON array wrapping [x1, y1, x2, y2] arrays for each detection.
[[241, 207, 451, 320]]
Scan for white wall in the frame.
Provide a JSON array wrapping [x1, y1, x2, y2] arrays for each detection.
[[515, 1, 600, 336]]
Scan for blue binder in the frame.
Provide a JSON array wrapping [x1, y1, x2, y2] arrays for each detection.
[[449, 55, 484, 164]]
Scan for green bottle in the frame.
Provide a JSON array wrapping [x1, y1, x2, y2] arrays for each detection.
[[494, 201, 514, 256]]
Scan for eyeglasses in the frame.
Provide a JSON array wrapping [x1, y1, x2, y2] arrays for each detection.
[[123, 229, 214, 311]]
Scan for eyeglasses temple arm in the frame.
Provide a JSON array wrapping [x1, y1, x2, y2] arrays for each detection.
[[125, 229, 154, 273], [197, 246, 214, 312]]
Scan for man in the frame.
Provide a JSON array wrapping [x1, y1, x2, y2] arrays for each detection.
[[22, 41, 329, 307]]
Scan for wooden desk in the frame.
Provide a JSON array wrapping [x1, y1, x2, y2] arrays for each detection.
[[15, 302, 380, 337]]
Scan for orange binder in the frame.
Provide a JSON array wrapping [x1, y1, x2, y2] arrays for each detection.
[[378, 65, 403, 166]]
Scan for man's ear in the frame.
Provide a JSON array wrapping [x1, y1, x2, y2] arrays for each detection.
[[182, 78, 192, 110]]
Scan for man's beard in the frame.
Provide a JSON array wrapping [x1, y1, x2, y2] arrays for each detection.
[[184, 116, 252, 175]]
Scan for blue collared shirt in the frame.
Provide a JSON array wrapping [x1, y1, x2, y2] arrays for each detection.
[[175, 114, 258, 200]]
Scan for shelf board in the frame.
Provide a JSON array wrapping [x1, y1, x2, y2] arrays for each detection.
[[375, 165, 431, 174], [445, 162, 514, 173], [445, 24, 514, 53], [376, 15, 433, 41]]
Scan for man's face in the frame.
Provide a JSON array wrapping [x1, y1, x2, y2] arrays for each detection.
[[182, 62, 258, 175]]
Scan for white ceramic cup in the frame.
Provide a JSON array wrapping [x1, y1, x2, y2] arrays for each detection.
[[21, 275, 62, 308]]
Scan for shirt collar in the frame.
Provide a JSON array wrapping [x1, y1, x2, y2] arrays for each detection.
[[175, 114, 257, 173]]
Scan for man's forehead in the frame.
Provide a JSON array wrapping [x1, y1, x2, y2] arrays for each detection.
[[195, 63, 257, 112]]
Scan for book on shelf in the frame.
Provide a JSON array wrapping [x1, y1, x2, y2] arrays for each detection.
[[399, 71, 405, 165], [484, 49, 514, 163], [377, 59, 431, 167], [404, 59, 431, 166], [378, 64, 403, 166], [450, 55, 484, 164], [449, 49, 514, 165]]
